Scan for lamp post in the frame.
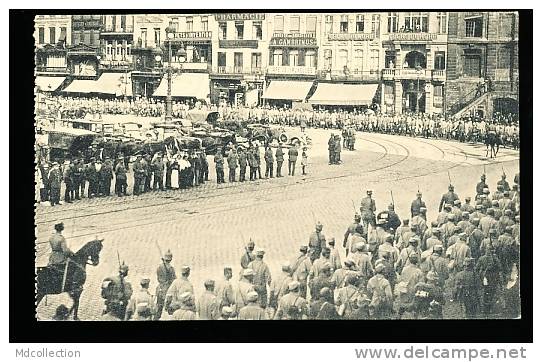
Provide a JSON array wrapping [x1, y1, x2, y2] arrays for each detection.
[[164, 26, 187, 123], [415, 65, 422, 113]]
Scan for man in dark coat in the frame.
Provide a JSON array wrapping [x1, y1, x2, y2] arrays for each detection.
[[275, 143, 285, 177], [288, 144, 298, 176], [411, 191, 426, 217], [85, 157, 100, 198], [264, 145, 274, 178], [114, 156, 128, 196], [453, 258, 480, 318], [238, 148, 247, 182], [72, 158, 85, 200], [227, 149, 238, 183], [439, 184, 459, 212], [132, 155, 145, 195], [214, 148, 225, 184], [100, 157, 114, 196], [327, 133, 335, 165], [63, 160, 74, 203]]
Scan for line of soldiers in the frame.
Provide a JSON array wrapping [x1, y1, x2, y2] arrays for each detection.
[[214, 142, 307, 183]]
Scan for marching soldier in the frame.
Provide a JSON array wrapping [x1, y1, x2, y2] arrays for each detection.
[[366, 264, 394, 319], [290, 245, 312, 298], [238, 291, 267, 320], [453, 258, 480, 318], [360, 189, 377, 233], [497, 173, 511, 192], [235, 269, 256, 314], [172, 292, 197, 320], [269, 262, 293, 315], [476, 246, 503, 316], [309, 222, 326, 261], [328, 238, 342, 271], [274, 281, 308, 320], [461, 196, 475, 213], [476, 174, 488, 198], [240, 240, 256, 278], [215, 267, 235, 310], [197, 280, 220, 320], [155, 249, 176, 320], [344, 214, 363, 256], [439, 185, 459, 212], [165, 265, 193, 315], [47, 222, 73, 266], [387, 204, 401, 232], [411, 191, 426, 217], [247, 249, 272, 308], [101, 262, 133, 320], [125, 277, 155, 321]]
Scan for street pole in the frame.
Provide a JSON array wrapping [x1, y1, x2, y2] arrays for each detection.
[[416, 74, 420, 114], [165, 38, 173, 123]]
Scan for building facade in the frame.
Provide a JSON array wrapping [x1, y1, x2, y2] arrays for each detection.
[[69, 15, 103, 77], [210, 13, 268, 105], [99, 15, 135, 72], [318, 13, 383, 84], [445, 11, 519, 118], [379, 12, 449, 115], [35, 15, 71, 76]]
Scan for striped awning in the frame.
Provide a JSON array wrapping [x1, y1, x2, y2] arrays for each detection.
[[153, 73, 210, 99], [262, 80, 314, 101], [309, 83, 378, 106], [35, 76, 66, 92]]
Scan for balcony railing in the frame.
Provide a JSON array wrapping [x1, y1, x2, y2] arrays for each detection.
[[387, 32, 438, 41], [382, 68, 438, 80], [267, 65, 317, 76], [36, 66, 69, 73], [170, 61, 211, 72], [432, 69, 446, 81], [215, 66, 262, 75], [325, 69, 380, 82]]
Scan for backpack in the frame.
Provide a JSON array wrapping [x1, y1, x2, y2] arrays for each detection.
[[135, 295, 152, 318], [371, 277, 391, 309], [338, 288, 360, 318], [101, 278, 116, 300]]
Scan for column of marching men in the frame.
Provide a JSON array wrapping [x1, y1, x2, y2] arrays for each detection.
[[47, 96, 519, 148], [36, 141, 309, 206], [47, 172, 520, 321]]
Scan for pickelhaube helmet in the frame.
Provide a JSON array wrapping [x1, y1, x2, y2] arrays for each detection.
[[164, 249, 173, 261]]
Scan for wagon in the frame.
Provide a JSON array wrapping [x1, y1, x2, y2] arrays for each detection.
[[45, 127, 98, 162]]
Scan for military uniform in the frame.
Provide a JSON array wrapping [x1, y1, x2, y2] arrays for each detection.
[[497, 178, 511, 192], [114, 162, 128, 196], [439, 191, 459, 212], [366, 273, 393, 319], [215, 278, 235, 309], [172, 306, 197, 320], [214, 153, 225, 184], [335, 284, 360, 319], [48, 166, 62, 205], [238, 150, 247, 182], [275, 146, 284, 177], [247, 259, 272, 308], [227, 151, 238, 182], [196, 291, 219, 320], [125, 287, 155, 321], [103, 275, 133, 319], [453, 265, 481, 318], [99, 160, 114, 196], [151, 157, 165, 190], [274, 292, 308, 320], [48, 232, 73, 266], [234, 278, 255, 314], [288, 146, 298, 176], [308, 230, 326, 260], [238, 302, 267, 320], [165, 277, 194, 312], [155, 262, 176, 320], [269, 273, 292, 310], [360, 196, 376, 231], [411, 198, 427, 217], [264, 147, 274, 178], [476, 253, 502, 315], [132, 159, 145, 195]]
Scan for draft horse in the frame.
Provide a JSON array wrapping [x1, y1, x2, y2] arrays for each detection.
[[36, 238, 103, 320]]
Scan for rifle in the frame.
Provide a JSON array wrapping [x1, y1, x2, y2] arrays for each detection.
[[447, 171, 452, 186], [390, 190, 395, 208], [351, 199, 358, 214], [501, 165, 506, 178], [117, 250, 126, 311]]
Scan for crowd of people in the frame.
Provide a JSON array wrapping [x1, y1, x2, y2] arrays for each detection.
[[46, 172, 520, 321], [46, 95, 519, 149], [36, 140, 310, 205]]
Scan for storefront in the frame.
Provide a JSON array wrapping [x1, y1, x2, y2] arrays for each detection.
[[67, 43, 100, 78], [267, 33, 319, 81]]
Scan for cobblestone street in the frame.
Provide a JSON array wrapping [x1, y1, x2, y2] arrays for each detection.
[[35, 127, 520, 320]]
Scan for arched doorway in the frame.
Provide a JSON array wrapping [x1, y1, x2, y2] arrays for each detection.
[[404, 51, 427, 69], [493, 97, 518, 116]]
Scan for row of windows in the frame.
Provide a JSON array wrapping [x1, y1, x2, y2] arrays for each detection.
[[168, 16, 210, 32], [216, 52, 262, 70], [37, 26, 67, 45], [218, 22, 262, 40], [269, 49, 318, 67]]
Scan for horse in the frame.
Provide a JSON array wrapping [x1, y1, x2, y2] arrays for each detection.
[[36, 238, 103, 320], [485, 131, 502, 159]]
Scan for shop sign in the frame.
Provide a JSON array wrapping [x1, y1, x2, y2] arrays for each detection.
[[328, 33, 374, 41], [219, 40, 259, 48], [389, 33, 438, 41], [270, 33, 317, 47], [214, 13, 265, 21], [171, 31, 212, 41]]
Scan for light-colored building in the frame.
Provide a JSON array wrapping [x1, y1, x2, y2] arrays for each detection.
[[35, 15, 71, 76], [318, 13, 383, 83], [380, 12, 449, 114], [99, 15, 135, 71], [210, 12, 268, 105]]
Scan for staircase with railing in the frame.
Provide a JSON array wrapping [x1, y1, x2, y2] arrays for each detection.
[[448, 84, 490, 118]]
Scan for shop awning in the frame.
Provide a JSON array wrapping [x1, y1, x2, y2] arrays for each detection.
[[309, 83, 379, 106], [62, 79, 101, 94], [94, 72, 133, 97], [35, 76, 66, 92], [262, 80, 313, 101], [153, 73, 210, 99]]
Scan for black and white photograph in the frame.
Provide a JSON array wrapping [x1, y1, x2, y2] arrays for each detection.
[[31, 11, 525, 324]]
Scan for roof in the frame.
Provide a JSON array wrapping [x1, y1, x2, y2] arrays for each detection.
[[309, 83, 379, 106], [35, 76, 66, 92], [153, 73, 210, 99], [262, 80, 314, 101]]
